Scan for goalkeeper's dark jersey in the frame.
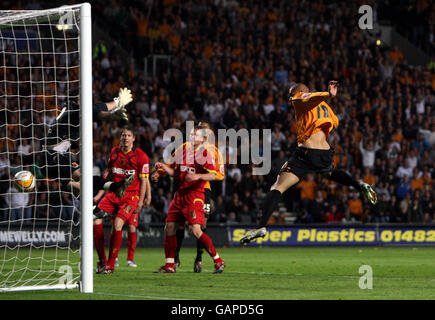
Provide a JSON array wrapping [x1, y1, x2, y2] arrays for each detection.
[[40, 101, 108, 182], [44, 101, 107, 148]]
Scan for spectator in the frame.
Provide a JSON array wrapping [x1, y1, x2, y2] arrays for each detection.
[[396, 160, 413, 179], [179, 103, 193, 122], [297, 173, 317, 209], [397, 193, 412, 223], [323, 204, 343, 223], [362, 167, 376, 186], [408, 197, 423, 223], [348, 193, 363, 221], [359, 138, 381, 169], [144, 111, 160, 134], [3, 185, 33, 224], [412, 133, 430, 156], [226, 212, 239, 225], [389, 45, 404, 64], [396, 175, 413, 200], [373, 193, 390, 223], [306, 190, 328, 222], [226, 194, 243, 220], [268, 211, 286, 224], [270, 125, 286, 158], [410, 168, 424, 192], [211, 195, 226, 223]]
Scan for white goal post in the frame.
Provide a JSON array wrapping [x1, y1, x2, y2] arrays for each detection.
[[0, 3, 93, 293]]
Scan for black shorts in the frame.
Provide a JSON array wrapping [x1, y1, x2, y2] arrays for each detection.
[[40, 149, 80, 183], [279, 146, 334, 179], [203, 188, 211, 219]]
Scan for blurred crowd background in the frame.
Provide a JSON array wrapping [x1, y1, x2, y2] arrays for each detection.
[[0, 0, 434, 226]]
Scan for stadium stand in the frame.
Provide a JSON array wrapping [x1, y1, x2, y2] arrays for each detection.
[[0, 0, 434, 226]]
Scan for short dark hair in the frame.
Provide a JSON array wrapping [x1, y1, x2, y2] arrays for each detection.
[[120, 125, 135, 136], [197, 120, 211, 129], [288, 83, 309, 100]]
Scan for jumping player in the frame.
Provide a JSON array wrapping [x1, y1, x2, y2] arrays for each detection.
[[154, 126, 225, 273], [93, 126, 150, 274], [240, 80, 377, 244]]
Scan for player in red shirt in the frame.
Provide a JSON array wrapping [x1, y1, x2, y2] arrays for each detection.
[[154, 126, 225, 273], [93, 126, 150, 274]]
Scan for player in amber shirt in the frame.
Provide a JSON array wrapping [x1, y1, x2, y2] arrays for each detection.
[[154, 125, 225, 273], [241, 80, 377, 245]]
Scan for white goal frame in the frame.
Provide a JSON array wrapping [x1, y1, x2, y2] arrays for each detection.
[[0, 3, 93, 293]]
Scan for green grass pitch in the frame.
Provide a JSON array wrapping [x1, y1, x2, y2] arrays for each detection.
[[1, 246, 435, 300]]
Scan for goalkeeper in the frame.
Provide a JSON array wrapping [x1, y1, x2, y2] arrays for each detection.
[[40, 87, 134, 196]]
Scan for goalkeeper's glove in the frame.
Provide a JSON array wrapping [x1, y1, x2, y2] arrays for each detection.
[[111, 87, 133, 121]]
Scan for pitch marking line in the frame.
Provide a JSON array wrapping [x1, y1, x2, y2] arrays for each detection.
[[174, 269, 435, 282], [95, 291, 190, 300]]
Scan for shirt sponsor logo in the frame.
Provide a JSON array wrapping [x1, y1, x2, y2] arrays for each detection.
[[142, 164, 149, 173], [180, 166, 196, 173], [112, 167, 136, 175]]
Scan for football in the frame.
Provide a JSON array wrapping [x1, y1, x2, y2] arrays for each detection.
[[13, 170, 36, 192]]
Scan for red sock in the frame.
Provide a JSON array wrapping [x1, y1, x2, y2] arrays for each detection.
[[127, 232, 137, 261], [163, 234, 177, 268], [107, 230, 122, 268], [198, 233, 221, 263], [93, 224, 106, 262]]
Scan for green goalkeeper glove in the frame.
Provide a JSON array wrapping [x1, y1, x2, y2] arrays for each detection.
[[111, 88, 133, 121]]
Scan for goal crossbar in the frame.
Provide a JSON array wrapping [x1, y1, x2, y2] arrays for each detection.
[[0, 4, 84, 25]]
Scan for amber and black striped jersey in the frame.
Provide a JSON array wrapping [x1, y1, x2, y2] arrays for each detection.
[[291, 91, 339, 145]]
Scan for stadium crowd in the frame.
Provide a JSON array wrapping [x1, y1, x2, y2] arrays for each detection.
[[0, 0, 434, 226]]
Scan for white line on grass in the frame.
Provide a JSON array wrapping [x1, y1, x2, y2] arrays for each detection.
[[95, 291, 190, 300], [175, 269, 435, 282]]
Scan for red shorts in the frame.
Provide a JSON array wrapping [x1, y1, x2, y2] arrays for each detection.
[[109, 212, 139, 227], [166, 190, 205, 225], [98, 191, 140, 226]]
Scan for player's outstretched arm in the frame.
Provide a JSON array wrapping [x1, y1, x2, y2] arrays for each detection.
[[134, 176, 148, 213], [292, 92, 332, 113], [185, 172, 217, 182], [155, 162, 175, 176], [145, 178, 152, 206], [292, 80, 338, 114], [328, 80, 339, 98], [99, 87, 133, 121], [93, 189, 105, 204]]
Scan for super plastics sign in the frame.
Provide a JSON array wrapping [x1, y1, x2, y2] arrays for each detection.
[[230, 226, 435, 246]]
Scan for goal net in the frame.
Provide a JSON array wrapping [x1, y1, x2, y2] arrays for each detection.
[[0, 3, 93, 293]]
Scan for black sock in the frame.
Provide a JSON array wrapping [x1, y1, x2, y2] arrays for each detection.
[[196, 228, 205, 262], [259, 189, 282, 228], [328, 170, 361, 191], [174, 228, 184, 261]]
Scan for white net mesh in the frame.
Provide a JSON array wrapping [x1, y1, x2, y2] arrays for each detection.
[[0, 5, 84, 292]]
